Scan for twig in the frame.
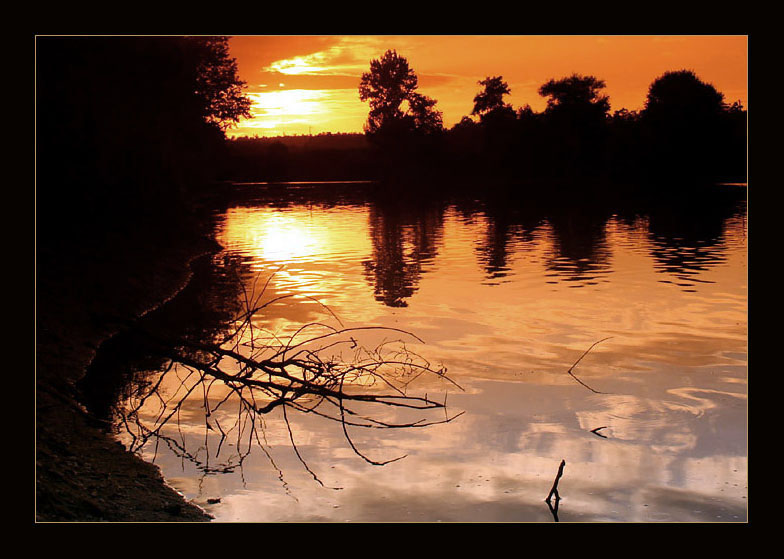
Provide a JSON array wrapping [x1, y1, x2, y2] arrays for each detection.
[[116, 271, 463, 480], [566, 337, 613, 394], [546, 459, 566, 504], [590, 426, 608, 439]]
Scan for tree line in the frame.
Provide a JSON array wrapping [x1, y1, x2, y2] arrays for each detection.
[[37, 38, 747, 231], [356, 50, 747, 187]]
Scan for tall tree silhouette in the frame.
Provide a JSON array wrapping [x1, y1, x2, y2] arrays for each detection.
[[358, 50, 443, 145]]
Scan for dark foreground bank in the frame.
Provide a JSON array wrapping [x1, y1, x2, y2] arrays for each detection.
[[35, 213, 222, 522]]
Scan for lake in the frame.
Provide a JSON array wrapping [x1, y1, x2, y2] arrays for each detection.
[[113, 182, 747, 522]]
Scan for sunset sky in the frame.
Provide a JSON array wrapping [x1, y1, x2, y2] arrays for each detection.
[[226, 35, 748, 138]]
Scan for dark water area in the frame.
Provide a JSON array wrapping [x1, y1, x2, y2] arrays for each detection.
[[78, 181, 747, 522]]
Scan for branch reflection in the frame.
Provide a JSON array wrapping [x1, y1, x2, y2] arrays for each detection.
[[116, 279, 464, 483]]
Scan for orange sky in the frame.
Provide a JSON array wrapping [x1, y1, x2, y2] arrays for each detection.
[[227, 35, 747, 138]]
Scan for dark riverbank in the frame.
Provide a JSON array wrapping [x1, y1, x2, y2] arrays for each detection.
[[35, 211, 223, 522]]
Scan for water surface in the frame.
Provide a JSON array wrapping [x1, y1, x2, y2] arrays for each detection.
[[118, 183, 747, 522]]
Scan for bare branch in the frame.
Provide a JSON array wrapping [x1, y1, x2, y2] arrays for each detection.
[[116, 272, 463, 482], [566, 337, 613, 394]]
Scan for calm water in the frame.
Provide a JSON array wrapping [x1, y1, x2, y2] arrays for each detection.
[[118, 183, 747, 522]]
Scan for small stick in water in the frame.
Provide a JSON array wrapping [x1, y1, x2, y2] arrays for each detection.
[[567, 337, 613, 394], [590, 426, 608, 438], [546, 459, 566, 504]]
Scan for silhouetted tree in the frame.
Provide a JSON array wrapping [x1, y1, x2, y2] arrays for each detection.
[[539, 74, 610, 116], [517, 104, 536, 121], [188, 37, 253, 131], [640, 69, 739, 182], [358, 50, 443, 147], [444, 117, 484, 176], [720, 100, 747, 181], [408, 92, 444, 135], [472, 76, 512, 121], [537, 74, 611, 178], [37, 36, 252, 238], [644, 69, 725, 119], [466, 76, 517, 175]]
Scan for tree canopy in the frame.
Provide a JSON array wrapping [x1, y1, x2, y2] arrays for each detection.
[[472, 76, 512, 118], [643, 69, 726, 121], [538, 74, 610, 118], [358, 50, 443, 139], [640, 70, 739, 180], [187, 37, 253, 131]]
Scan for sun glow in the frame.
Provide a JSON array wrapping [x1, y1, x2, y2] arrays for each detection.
[[230, 88, 367, 136], [215, 206, 379, 322], [249, 89, 327, 118], [238, 212, 324, 263]]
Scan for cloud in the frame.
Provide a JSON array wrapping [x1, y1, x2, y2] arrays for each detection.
[[261, 37, 385, 78], [253, 73, 361, 91], [417, 73, 462, 89]]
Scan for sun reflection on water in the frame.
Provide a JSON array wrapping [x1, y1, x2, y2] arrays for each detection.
[[132, 191, 748, 522]]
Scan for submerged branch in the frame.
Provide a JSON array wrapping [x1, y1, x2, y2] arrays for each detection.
[[590, 426, 608, 438], [116, 276, 463, 480], [566, 337, 613, 394]]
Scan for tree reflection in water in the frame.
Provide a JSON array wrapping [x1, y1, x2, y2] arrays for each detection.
[[544, 204, 613, 285], [644, 191, 745, 289], [474, 202, 545, 282], [90, 183, 745, 509], [362, 197, 446, 307]]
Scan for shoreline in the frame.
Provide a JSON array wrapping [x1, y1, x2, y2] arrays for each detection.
[[36, 219, 220, 522]]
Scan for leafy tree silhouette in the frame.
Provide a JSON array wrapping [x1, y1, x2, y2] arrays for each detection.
[[606, 108, 643, 181], [466, 76, 517, 175], [537, 74, 611, 178], [188, 37, 253, 131], [358, 50, 443, 144], [640, 69, 734, 181], [539, 74, 610, 121], [472, 76, 513, 122], [408, 92, 444, 135], [644, 69, 725, 120]]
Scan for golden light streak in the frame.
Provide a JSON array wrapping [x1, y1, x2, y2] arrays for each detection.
[[230, 88, 367, 136]]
